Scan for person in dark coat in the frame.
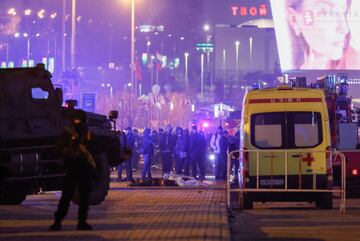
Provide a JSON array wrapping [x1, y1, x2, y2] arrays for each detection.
[[158, 124, 176, 179], [141, 128, 154, 180], [131, 129, 141, 171], [50, 110, 96, 231], [174, 127, 189, 175], [117, 127, 135, 181], [151, 130, 161, 166], [183, 128, 191, 176], [229, 130, 240, 183], [189, 125, 204, 179], [198, 130, 208, 181], [210, 126, 223, 180], [220, 130, 229, 180]]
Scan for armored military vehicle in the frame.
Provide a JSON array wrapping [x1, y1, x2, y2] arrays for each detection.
[[0, 64, 124, 205]]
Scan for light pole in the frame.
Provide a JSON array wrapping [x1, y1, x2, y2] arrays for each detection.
[[249, 36, 253, 67], [130, 0, 136, 95], [15, 32, 31, 66], [62, 0, 66, 72], [146, 40, 151, 54], [150, 55, 154, 87], [235, 41, 240, 83], [71, 0, 77, 69], [201, 53, 204, 98], [222, 48, 226, 84], [184, 52, 189, 88], [2, 43, 9, 63], [22, 33, 30, 63], [26, 36, 30, 64]]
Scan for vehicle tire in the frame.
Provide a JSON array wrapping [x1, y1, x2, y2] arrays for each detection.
[[240, 194, 253, 209], [73, 153, 110, 205], [346, 188, 360, 199], [315, 193, 333, 209], [0, 182, 27, 205]]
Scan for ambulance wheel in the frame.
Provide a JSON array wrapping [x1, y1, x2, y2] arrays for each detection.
[[346, 188, 360, 198], [240, 195, 253, 209], [315, 193, 333, 209]]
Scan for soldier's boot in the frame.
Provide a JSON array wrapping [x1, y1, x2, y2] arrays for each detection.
[[49, 221, 62, 231], [77, 222, 93, 230]]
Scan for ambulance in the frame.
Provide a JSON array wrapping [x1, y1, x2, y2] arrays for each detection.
[[239, 85, 333, 209]]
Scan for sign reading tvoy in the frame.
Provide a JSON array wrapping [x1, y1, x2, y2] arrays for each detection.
[[203, 0, 271, 25], [82, 93, 96, 112], [230, 4, 268, 17]]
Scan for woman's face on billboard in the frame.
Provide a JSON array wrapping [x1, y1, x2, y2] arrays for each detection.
[[348, 1, 360, 49], [289, 0, 349, 61]]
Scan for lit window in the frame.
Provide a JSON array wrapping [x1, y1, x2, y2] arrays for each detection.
[[31, 88, 49, 99]]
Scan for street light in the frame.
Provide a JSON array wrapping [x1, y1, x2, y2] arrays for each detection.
[[249, 37, 253, 66], [8, 8, 17, 16], [24, 9, 32, 16], [146, 40, 151, 53], [184, 52, 189, 88], [1, 43, 9, 63], [14, 32, 30, 65], [37, 9, 45, 19], [235, 41, 240, 82], [203, 24, 210, 32], [201, 53, 204, 98], [24, 33, 30, 64], [130, 0, 136, 95], [222, 48, 226, 97], [71, 0, 77, 69]]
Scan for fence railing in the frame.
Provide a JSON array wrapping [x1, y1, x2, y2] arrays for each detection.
[[226, 149, 346, 213]]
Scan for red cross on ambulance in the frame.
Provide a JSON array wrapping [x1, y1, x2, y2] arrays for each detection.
[[302, 153, 314, 167]]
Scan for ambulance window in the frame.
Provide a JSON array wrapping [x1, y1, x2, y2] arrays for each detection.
[[292, 112, 322, 148], [252, 113, 283, 148]]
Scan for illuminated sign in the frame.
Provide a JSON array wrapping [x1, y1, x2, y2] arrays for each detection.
[[138, 25, 164, 33], [230, 4, 268, 17], [196, 43, 214, 53]]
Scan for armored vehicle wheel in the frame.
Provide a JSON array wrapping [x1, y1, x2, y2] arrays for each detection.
[[0, 182, 27, 205], [73, 153, 110, 205], [315, 193, 333, 209]]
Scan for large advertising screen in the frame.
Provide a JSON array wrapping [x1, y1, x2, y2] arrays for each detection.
[[270, 0, 360, 71]]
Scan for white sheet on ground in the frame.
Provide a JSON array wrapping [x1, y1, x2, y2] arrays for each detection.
[[168, 174, 211, 187]]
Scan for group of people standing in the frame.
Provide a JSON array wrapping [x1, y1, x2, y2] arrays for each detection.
[[49, 114, 240, 231], [117, 124, 241, 182]]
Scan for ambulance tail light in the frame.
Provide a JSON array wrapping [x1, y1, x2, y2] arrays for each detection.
[[352, 169, 359, 176]]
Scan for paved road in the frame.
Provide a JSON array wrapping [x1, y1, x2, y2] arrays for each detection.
[[0, 181, 230, 241], [2, 178, 360, 241], [230, 198, 360, 241]]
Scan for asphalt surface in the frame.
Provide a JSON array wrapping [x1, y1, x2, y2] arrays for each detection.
[[229, 198, 360, 241], [0, 178, 230, 241], [1, 169, 360, 241]]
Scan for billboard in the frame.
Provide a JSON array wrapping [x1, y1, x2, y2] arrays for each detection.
[[270, 0, 360, 71]]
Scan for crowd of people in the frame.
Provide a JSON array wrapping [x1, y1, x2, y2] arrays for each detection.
[[48, 111, 241, 231], [117, 124, 241, 182]]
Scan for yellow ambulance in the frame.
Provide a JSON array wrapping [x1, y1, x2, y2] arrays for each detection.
[[239, 85, 333, 209]]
